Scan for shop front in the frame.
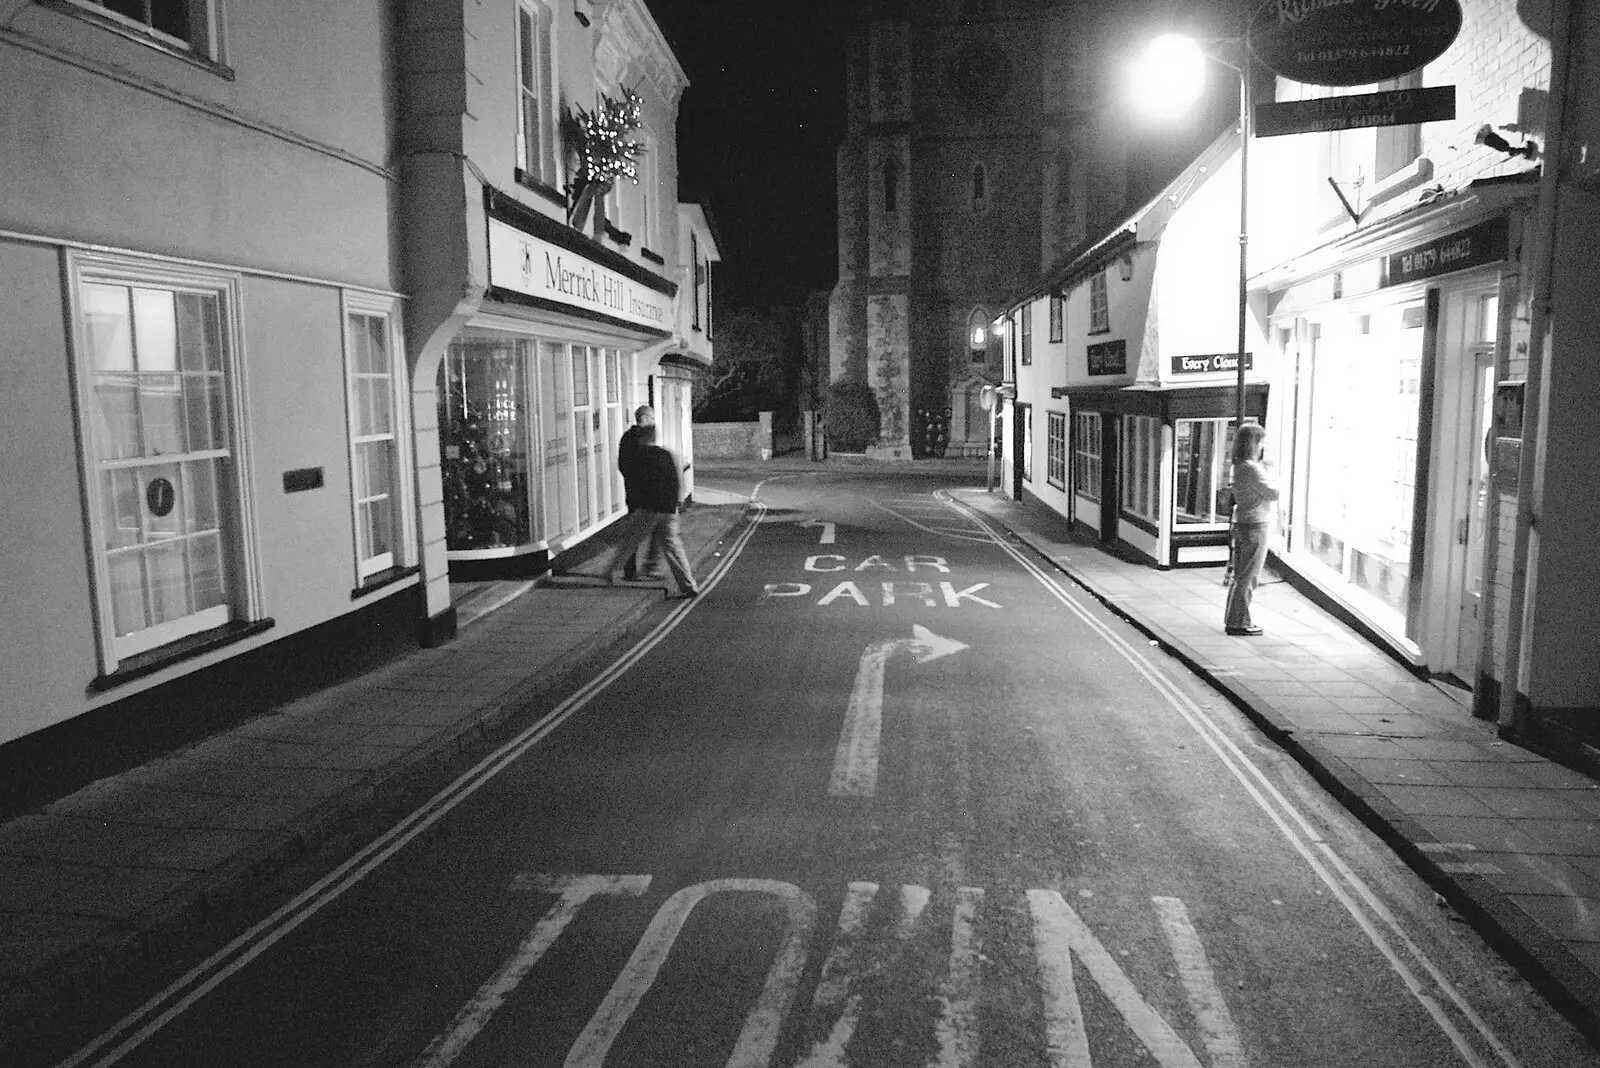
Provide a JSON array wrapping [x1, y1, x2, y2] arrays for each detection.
[[437, 200, 678, 580], [1262, 192, 1533, 676]]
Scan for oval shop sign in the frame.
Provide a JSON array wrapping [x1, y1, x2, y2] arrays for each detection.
[[1249, 0, 1464, 87]]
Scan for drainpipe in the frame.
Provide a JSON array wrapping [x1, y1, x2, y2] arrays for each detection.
[[1498, 0, 1574, 733]]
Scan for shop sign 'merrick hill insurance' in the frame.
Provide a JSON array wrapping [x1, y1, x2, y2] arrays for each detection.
[[1249, 0, 1465, 87]]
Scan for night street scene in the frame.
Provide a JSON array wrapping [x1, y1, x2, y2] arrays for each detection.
[[4, 0, 1600, 1065]]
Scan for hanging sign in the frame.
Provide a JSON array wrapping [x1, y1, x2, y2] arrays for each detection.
[[1171, 352, 1255, 375], [487, 218, 673, 332], [1249, 0, 1464, 87], [1383, 217, 1509, 286], [1254, 84, 1455, 137], [1087, 339, 1127, 376]]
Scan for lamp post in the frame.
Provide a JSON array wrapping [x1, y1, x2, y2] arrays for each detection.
[[1131, 14, 1253, 434]]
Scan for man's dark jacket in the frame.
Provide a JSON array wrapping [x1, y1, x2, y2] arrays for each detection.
[[634, 445, 681, 514], [617, 425, 649, 509]]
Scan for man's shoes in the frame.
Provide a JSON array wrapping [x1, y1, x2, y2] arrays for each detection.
[[1225, 625, 1264, 636]]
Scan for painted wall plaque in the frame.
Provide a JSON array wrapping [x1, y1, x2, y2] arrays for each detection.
[[1250, 0, 1464, 87]]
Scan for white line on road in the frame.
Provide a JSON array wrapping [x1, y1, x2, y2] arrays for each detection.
[[1028, 891, 1204, 1068], [802, 518, 837, 544], [933, 887, 984, 1068], [829, 625, 969, 797], [564, 879, 816, 1068], [412, 875, 651, 1068], [1152, 896, 1247, 1068]]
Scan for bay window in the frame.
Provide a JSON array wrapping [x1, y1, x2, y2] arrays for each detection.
[[1174, 419, 1233, 526], [1121, 415, 1160, 522]]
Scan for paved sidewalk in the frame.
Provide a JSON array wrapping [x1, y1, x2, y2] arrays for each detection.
[[0, 499, 751, 1061], [953, 487, 1600, 1044]]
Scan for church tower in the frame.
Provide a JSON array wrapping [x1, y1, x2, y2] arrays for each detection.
[[829, 0, 1116, 458]]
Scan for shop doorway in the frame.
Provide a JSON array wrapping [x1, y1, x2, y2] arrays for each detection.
[[1433, 287, 1500, 681]]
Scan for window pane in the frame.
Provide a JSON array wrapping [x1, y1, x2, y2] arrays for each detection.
[[107, 550, 149, 637], [133, 288, 178, 372], [140, 374, 186, 455], [84, 284, 134, 371], [101, 468, 144, 550], [176, 293, 221, 372], [184, 373, 222, 452], [369, 377, 393, 435], [142, 462, 184, 541], [363, 498, 393, 560], [364, 316, 389, 374], [188, 532, 227, 611], [184, 458, 220, 533], [359, 440, 393, 502], [145, 540, 190, 625], [571, 348, 590, 408], [93, 374, 142, 460]]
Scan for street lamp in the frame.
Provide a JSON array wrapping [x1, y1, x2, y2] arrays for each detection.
[[1131, 17, 1253, 434]]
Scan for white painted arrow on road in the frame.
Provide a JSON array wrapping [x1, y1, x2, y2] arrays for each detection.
[[829, 625, 968, 798], [801, 518, 837, 544]]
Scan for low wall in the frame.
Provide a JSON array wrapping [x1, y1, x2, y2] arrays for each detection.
[[693, 413, 773, 460]]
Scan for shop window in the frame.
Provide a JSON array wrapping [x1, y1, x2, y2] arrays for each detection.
[[1173, 418, 1233, 526], [517, 2, 558, 187], [441, 338, 534, 550], [1073, 411, 1101, 500], [604, 350, 625, 515], [71, 257, 253, 667], [1046, 410, 1066, 488], [344, 299, 411, 581], [1018, 402, 1033, 482], [1301, 301, 1426, 625], [58, 0, 222, 61], [1121, 415, 1160, 522], [1021, 304, 1032, 366], [1049, 291, 1063, 342], [1089, 271, 1109, 334], [572, 347, 593, 528]]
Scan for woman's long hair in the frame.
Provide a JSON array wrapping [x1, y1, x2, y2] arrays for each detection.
[[1230, 423, 1266, 464]]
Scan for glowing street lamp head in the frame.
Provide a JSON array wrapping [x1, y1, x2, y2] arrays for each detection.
[[1130, 33, 1208, 122]]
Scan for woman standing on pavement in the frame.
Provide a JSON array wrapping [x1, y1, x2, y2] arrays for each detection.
[[1224, 423, 1279, 637]]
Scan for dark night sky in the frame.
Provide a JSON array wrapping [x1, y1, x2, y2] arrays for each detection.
[[647, 0, 857, 314], [645, 1, 1239, 316]]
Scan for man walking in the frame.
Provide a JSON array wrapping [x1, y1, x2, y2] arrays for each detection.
[[612, 404, 659, 580], [616, 424, 699, 599]]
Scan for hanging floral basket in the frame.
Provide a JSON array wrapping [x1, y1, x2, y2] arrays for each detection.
[[572, 89, 645, 188]]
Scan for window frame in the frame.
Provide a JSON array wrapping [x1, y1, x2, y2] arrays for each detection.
[[342, 292, 416, 585], [54, 0, 226, 68], [1046, 410, 1067, 489], [1020, 303, 1032, 366], [1173, 417, 1234, 529], [1049, 290, 1063, 342], [1088, 271, 1110, 335], [516, 0, 559, 190], [67, 250, 261, 673]]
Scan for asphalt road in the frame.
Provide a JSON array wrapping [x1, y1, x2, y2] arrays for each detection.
[[50, 469, 1599, 1067]]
